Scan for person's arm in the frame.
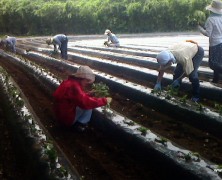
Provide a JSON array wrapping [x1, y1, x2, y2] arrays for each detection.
[[198, 18, 213, 37], [156, 68, 165, 84], [154, 60, 173, 91], [53, 38, 61, 51], [198, 25, 208, 36]]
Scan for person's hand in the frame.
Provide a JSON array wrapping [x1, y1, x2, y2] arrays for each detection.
[[104, 41, 109, 46], [154, 83, 161, 91], [171, 79, 180, 88], [106, 97, 112, 104], [197, 24, 202, 30]]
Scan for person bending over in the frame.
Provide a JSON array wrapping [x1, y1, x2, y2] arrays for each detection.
[[154, 40, 204, 102]]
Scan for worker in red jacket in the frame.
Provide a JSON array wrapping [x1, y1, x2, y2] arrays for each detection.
[[53, 66, 112, 130]]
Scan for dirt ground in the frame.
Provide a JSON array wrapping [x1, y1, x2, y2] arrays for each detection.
[[0, 47, 222, 179]]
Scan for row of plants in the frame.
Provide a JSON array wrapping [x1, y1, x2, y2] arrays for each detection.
[[20, 48, 222, 140], [2, 45, 222, 179], [0, 65, 77, 179], [0, 0, 210, 35]]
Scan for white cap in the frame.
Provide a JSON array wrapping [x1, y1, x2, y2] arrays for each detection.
[[156, 51, 175, 65]]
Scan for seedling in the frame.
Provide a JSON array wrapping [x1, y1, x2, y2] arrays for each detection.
[[196, 103, 204, 112], [166, 85, 179, 97], [184, 152, 192, 162], [215, 103, 222, 115], [151, 89, 161, 96], [92, 82, 110, 97], [191, 152, 200, 162], [45, 142, 57, 163], [123, 120, 135, 126], [155, 137, 168, 146], [137, 127, 148, 136], [180, 94, 188, 105], [177, 151, 200, 162], [92, 82, 113, 115], [56, 166, 69, 178]]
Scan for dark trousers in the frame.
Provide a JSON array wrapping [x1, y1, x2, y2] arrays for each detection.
[[173, 46, 204, 98], [60, 37, 68, 60], [209, 43, 222, 82]]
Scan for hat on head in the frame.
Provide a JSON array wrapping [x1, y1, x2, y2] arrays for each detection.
[[206, 0, 222, 14], [104, 29, 111, 35], [46, 38, 53, 45], [73, 66, 95, 82], [156, 51, 175, 65]]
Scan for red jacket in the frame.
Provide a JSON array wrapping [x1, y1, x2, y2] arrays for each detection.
[[53, 76, 107, 126]]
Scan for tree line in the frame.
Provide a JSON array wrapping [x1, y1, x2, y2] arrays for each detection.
[[0, 0, 210, 35]]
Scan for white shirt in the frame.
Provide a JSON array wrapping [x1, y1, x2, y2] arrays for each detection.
[[108, 33, 119, 44], [199, 14, 222, 47], [168, 42, 198, 75]]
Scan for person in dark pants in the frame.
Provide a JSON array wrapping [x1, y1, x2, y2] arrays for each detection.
[[46, 34, 68, 60], [154, 40, 204, 102], [198, 0, 222, 83], [0, 35, 16, 53]]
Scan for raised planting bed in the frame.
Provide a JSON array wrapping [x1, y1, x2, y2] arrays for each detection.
[[16, 43, 221, 101], [20, 51, 222, 138], [0, 66, 78, 180], [0, 50, 221, 180], [13, 49, 222, 169]]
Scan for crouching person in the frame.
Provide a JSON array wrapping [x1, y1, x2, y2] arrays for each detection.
[[154, 40, 204, 102], [46, 34, 68, 60], [104, 29, 120, 47], [0, 35, 16, 53], [53, 66, 112, 131]]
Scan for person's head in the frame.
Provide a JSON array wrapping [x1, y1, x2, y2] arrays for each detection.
[[104, 29, 111, 36], [0, 39, 7, 47], [46, 38, 53, 45], [156, 50, 175, 67], [73, 66, 95, 87], [206, 0, 222, 14]]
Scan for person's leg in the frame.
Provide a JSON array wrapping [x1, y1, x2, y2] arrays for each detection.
[[60, 38, 68, 60], [74, 106, 92, 125], [209, 43, 222, 83], [173, 63, 183, 84], [189, 46, 204, 99]]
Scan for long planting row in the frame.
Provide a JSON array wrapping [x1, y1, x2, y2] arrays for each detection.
[[0, 65, 78, 180], [16, 38, 222, 137], [17, 39, 222, 103], [1, 47, 222, 179]]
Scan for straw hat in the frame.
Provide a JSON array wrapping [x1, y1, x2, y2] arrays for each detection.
[[206, 0, 222, 14], [73, 66, 95, 82], [104, 29, 111, 35], [46, 38, 53, 45]]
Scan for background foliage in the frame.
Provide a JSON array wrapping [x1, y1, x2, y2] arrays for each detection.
[[0, 0, 211, 35]]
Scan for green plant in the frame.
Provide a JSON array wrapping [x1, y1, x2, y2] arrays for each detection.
[[151, 89, 161, 96], [191, 152, 200, 162], [184, 152, 192, 162], [92, 82, 110, 98], [196, 103, 204, 112], [92, 82, 112, 115], [123, 120, 135, 126], [45, 142, 57, 163], [215, 103, 222, 115], [166, 85, 179, 97], [137, 127, 148, 136], [155, 137, 168, 146], [180, 94, 188, 104]]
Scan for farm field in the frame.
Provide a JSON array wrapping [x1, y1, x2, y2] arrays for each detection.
[[0, 32, 222, 180]]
